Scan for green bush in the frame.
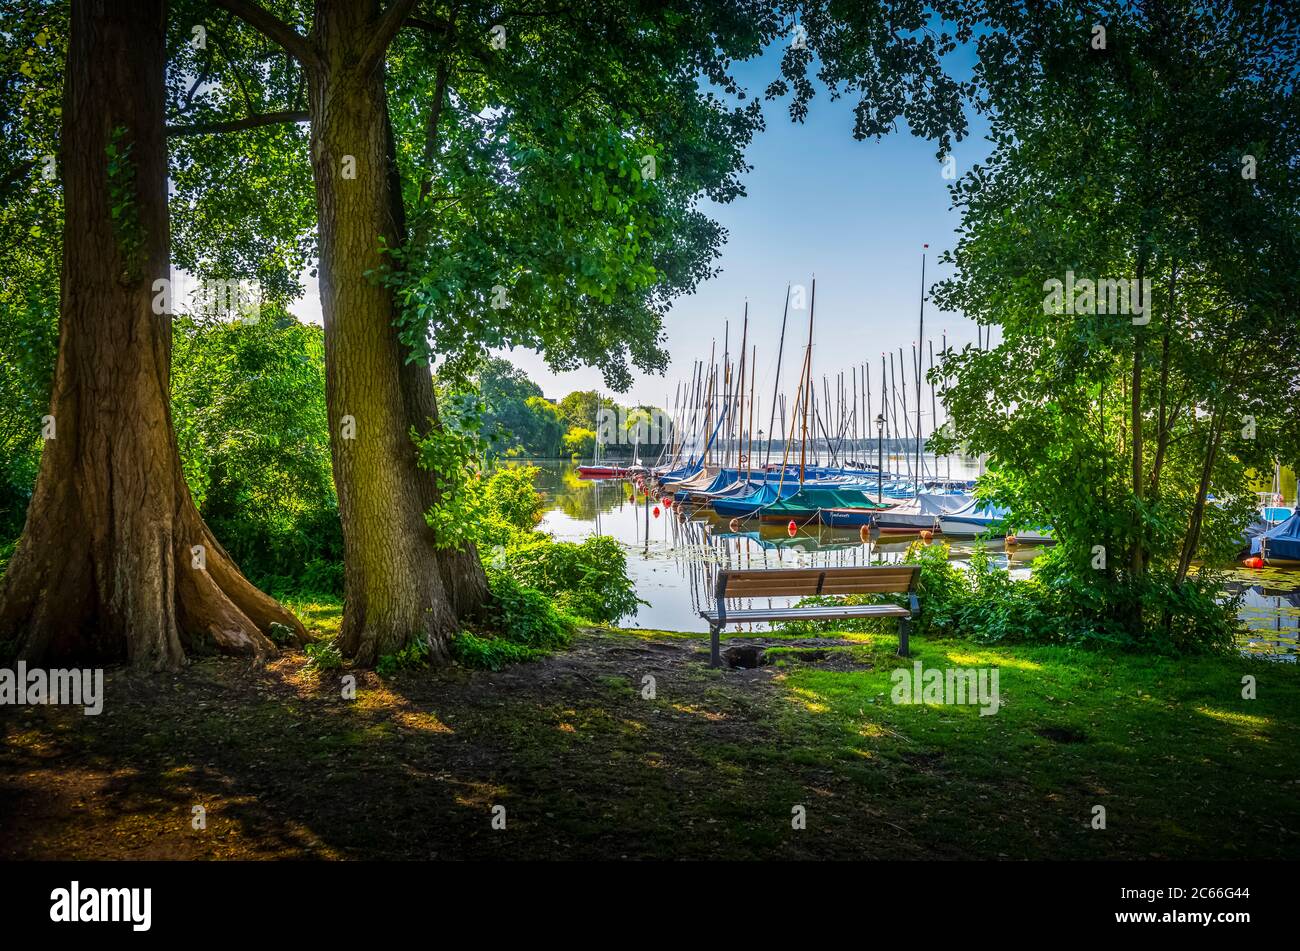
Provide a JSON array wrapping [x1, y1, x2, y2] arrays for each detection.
[[452, 573, 575, 670], [483, 464, 547, 533], [482, 571, 575, 651], [426, 456, 640, 631], [503, 534, 641, 623], [562, 426, 596, 458], [418, 448, 641, 665], [1028, 546, 1240, 653]]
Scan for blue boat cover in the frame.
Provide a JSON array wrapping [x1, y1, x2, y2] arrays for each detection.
[[1251, 508, 1300, 560]]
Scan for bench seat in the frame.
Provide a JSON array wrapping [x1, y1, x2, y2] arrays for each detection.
[[700, 603, 910, 625]]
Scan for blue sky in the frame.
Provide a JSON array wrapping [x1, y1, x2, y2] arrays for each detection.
[[507, 41, 994, 411]]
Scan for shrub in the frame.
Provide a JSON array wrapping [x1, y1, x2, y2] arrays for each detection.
[[948, 545, 1058, 644], [304, 639, 342, 671], [483, 464, 547, 533], [562, 426, 596, 458], [454, 573, 576, 670], [773, 540, 1236, 655], [450, 631, 542, 670], [503, 534, 641, 623], [419, 451, 640, 665], [377, 635, 431, 677], [482, 572, 575, 651]]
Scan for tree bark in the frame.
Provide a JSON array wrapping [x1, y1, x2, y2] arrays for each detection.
[[0, 0, 305, 670], [1175, 411, 1225, 585], [382, 73, 490, 623], [305, 0, 463, 666]]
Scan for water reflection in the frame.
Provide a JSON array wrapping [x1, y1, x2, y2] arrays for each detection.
[[526, 460, 1298, 658], [1227, 574, 1300, 661]]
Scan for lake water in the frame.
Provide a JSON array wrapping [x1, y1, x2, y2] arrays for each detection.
[[526, 460, 1299, 660]]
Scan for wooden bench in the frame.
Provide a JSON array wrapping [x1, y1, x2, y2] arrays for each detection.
[[701, 565, 920, 667]]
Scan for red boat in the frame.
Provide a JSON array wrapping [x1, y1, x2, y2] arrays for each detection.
[[576, 465, 627, 480]]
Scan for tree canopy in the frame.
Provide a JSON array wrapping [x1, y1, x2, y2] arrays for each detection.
[[931, 0, 1300, 646]]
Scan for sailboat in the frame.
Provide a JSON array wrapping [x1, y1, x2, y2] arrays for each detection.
[[577, 392, 627, 480], [820, 491, 972, 531], [1246, 507, 1300, 568], [938, 499, 1053, 542]]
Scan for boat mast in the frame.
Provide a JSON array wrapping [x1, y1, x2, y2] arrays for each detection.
[[881, 352, 889, 479], [863, 362, 870, 472], [896, 350, 911, 483], [851, 368, 858, 467], [736, 304, 748, 478], [942, 331, 950, 482], [747, 344, 756, 483], [593, 388, 601, 467], [928, 338, 939, 486], [721, 321, 729, 470], [916, 246, 927, 495], [703, 340, 715, 467], [799, 278, 816, 485], [765, 284, 791, 471]]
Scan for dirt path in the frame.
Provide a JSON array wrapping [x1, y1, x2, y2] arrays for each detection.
[[0, 629, 935, 860]]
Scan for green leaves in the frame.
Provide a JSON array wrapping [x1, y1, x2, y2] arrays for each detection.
[[932, 1, 1299, 647], [104, 126, 146, 282], [170, 311, 340, 593]]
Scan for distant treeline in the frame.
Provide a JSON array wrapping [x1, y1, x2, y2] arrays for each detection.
[[437, 356, 667, 460]]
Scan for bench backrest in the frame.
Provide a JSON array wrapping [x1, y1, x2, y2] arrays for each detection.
[[714, 565, 920, 601]]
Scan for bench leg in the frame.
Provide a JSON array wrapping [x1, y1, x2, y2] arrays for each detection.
[[897, 616, 911, 658], [710, 624, 721, 668]]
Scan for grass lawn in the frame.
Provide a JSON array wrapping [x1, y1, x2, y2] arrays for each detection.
[[1, 597, 1296, 859]]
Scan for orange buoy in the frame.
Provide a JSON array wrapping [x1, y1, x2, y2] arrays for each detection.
[[1005, 534, 1018, 547], [859, 524, 871, 543], [787, 520, 798, 537], [729, 518, 741, 532], [920, 529, 934, 542], [1244, 556, 1264, 569]]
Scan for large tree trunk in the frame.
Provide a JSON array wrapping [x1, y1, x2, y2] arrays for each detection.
[[0, 0, 304, 670], [399, 356, 491, 620], [381, 91, 490, 622], [306, 0, 465, 666]]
